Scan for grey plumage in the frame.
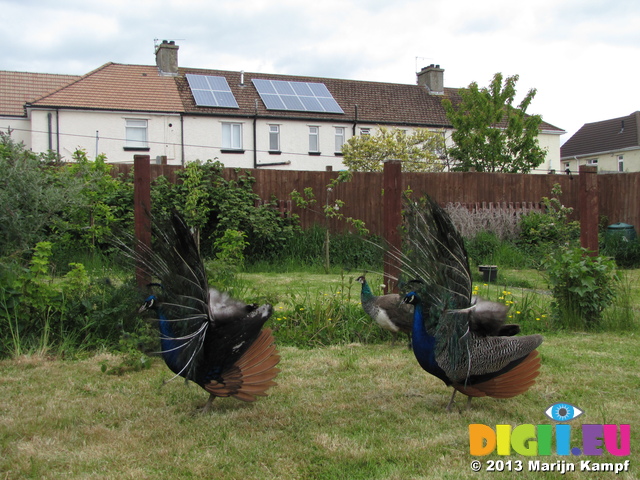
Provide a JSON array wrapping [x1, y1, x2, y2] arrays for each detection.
[[356, 275, 413, 340]]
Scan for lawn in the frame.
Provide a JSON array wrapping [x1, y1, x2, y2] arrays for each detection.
[[0, 269, 638, 479]]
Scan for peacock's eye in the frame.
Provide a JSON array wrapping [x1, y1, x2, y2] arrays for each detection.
[[545, 403, 583, 421]]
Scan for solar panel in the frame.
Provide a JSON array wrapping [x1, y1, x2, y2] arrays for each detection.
[[252, 79, 344, 114], [186, 74, 239, 108]]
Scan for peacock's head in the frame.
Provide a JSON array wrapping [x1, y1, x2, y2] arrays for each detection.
[[402, 291, 420, 306], [356, 275, 366, 284], [139, 295, 158, 314]]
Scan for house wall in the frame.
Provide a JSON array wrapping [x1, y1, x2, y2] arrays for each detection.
[[537, 131, 563, 173], [1, 117, 32, 147], [29, 109, 182, 163], [21, 107, 563, 173], [561, 148, 640, 174]]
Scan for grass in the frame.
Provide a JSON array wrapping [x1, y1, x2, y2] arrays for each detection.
[[1, 334, 638, 479], [1, 267, 638, 479]]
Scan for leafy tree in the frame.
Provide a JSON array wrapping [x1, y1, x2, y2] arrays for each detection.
[[442, 73, 547, 173], [341, 127, 445, 172]]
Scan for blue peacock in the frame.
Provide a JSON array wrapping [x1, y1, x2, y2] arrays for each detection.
[[135, 211, 280, 411], [397, 195, 542, 410]]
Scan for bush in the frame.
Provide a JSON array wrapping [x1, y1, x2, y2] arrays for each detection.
[[544, 247, 618, 330], [601, 234, 640, 268], [151, 160, 300, 262], [517, 184, 580, 261], [0, 242, 143, 358]]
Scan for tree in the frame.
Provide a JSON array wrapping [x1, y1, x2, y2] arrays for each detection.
[[442, 73, 547, 173], [341, 127, 445, 172]]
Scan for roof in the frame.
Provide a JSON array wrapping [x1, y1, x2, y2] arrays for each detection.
[[26, 62, 564, 132], [561, 111, 640, 159], [0, 71, 80, 116], [29, 63, 184, 113]]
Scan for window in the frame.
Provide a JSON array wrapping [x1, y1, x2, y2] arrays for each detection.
[[618, 155, 624, 172], [360, 128, 370, 136], [269, 125, 280, 152], [125, 119, 148, 150], [222, 123, 243, 151], [309, 126, 319, 153], [334, 127, 345, 153], [586, 158, 598, 166]]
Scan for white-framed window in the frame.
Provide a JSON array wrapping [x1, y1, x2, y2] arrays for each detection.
[[125, 119, 148, 149], [334, 127, 345, 153], [360, 127, 371, 136], [618, 155, 624, 172], [269, 125, 280, 152], [222, 123, 243, 150], [586, 158, 598, 166], [309, 126, 319, 153]]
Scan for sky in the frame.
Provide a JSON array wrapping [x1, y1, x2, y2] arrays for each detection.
[[2, 0, 639, 143]]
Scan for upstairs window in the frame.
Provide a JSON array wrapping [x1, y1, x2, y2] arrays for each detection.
[[334, 127, 345, 153], [309, 126, 319, 154], [618, 155, 624, 172], [360, 128, 370, 136], [125, 119, 148, 150], [269, 125, 280, 152], [222, 123, 243, 151]]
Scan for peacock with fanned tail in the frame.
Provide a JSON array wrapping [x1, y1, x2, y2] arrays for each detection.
[[396, 195, 542, 410], [134, 211, 280, 411]]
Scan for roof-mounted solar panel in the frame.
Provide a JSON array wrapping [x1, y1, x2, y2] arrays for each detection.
[[252, 79, 344, 114], [186, 74, 239, 108]]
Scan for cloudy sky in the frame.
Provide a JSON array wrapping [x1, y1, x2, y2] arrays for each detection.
[[3, 0, 639, 142]]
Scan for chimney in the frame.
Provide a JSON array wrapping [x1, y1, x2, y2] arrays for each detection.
[[417, 64, 444, 95], [155, 40, 179, 76]]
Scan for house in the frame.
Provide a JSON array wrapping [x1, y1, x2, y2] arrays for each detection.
[[561, 112, 640, 173], [2, 41, 564, 172], [0, 70, 80, 146]]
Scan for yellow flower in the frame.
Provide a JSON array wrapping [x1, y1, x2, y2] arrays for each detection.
[[516, 311, 521, 315], [299, 308, 304, 311], [536, 317, 541, 321]]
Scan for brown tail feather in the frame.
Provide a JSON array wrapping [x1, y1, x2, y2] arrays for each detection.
[[204, 328, 280, 402], [455, 351, 541, 399]]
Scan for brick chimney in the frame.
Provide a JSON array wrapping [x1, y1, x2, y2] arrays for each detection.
[[417, 64, 444, 95], [155, 40, 179, 76]]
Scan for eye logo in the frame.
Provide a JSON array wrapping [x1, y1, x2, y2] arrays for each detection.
[[545, 403, 584, 422]]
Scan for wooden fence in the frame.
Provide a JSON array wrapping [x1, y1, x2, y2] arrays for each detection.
[[110, 162, 640, 238]]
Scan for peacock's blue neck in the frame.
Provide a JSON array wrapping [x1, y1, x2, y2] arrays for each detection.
[[155, 307, 186, 376], [410, 296, 450, 385]]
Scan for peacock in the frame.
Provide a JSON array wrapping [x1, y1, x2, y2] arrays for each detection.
[[134, 211, 280, 411], [356, 275, 413, 344], [396, 195, 542, 410]]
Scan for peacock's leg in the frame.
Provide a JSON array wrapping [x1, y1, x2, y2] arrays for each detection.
[[201, 393, 216, 413], [466, 395, 472, 410], [445, 389, 457, 411]]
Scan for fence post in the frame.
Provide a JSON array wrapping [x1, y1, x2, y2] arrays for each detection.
[[383, 160, 402, 292], [134, 155, 151, 287], [578, 165, 599, 255]]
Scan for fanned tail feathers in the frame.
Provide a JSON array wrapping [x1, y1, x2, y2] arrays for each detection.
[[205, 328, 281, 402]]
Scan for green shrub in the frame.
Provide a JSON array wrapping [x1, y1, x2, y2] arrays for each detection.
[[150, 160, 300, 261], [0, 242, 143, 358], [517, 184, 580, 262], [601, 234, 640, 268], [544, 247, 618, 330]]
